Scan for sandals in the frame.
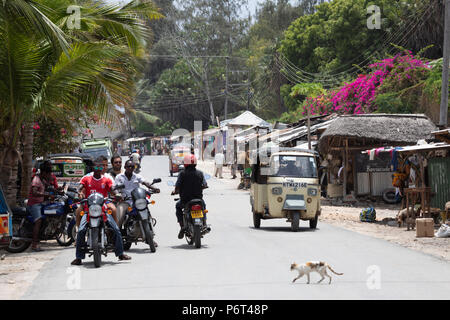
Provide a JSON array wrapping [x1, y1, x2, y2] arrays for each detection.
[[118, 254, 131, 261], [31, 245, 43, 252], [71, 259, 82, 265]]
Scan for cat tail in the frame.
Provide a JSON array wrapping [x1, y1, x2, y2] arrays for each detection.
[[327, 264, 343, 275]]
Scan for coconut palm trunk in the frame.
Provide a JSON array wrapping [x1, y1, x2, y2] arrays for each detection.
[[20, 123, 34, 200]]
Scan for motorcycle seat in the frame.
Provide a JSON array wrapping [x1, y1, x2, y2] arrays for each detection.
[[12, 207, 28, 216]]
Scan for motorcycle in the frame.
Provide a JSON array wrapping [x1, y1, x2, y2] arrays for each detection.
[[116, 178, 161, 252], [175, 198, 211, 249], [78, 192, 116, 268], [7, 185, 79, 253]]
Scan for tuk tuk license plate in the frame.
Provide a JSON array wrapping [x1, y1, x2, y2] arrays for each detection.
[[191, 210, 204, 218]]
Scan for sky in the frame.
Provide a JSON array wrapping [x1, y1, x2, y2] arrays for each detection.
[[103, 0, 299, 18]]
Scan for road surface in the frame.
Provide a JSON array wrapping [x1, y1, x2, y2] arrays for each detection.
[[23, 156, 450, 299]]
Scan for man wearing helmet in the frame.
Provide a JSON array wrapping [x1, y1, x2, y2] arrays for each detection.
[[171, 154, 208, 239]]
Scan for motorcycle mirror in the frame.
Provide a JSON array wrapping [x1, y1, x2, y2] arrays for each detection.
[[152, 178, 162, 184]]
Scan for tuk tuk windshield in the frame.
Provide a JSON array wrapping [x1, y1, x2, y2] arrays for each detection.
[[269, 155, 317, 178]]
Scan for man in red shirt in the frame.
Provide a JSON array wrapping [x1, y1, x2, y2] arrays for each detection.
[[71, 158, 131, 265]]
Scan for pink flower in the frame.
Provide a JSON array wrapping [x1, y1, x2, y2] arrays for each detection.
[[33, 123, 40, 130]]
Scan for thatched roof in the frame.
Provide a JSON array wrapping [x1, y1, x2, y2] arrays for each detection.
[[319, 114, 438, 153]]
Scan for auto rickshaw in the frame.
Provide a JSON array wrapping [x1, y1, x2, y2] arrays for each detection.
[[0, 183, 12, 250], [169, 143, 191, 176], [250, 148, 321, 231]]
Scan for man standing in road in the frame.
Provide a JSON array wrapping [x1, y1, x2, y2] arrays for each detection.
[[27, 160, 61, 251], [71, 159, 131, 265], [214, 148, 225, 179]]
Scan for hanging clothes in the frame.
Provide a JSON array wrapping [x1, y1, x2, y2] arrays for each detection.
[[369, 149, 375, 161]]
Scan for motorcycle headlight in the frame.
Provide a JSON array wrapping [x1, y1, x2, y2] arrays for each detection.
[[135, 199, 148, 210], [89, 205, 102, 218], [307, 188, 318, 196]]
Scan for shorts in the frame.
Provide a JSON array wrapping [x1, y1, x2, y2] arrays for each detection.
[[28, 204, 43, 223]]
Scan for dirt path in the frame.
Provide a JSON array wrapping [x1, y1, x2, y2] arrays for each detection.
[[320, 203, 450, 262], [0, 241, 69, 299]]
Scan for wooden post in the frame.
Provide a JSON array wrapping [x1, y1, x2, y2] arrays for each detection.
[[343, 139, 348, 198]]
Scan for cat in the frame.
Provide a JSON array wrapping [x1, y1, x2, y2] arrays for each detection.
[[290, 261, 343, 284]]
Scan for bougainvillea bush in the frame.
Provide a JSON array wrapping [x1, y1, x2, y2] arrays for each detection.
[[300, 52, 432, 116]]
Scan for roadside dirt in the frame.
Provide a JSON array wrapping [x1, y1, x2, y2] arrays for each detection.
[[0, 241, 66, 299], [320, 202, 450, 262]]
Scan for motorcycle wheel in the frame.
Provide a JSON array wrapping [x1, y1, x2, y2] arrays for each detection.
[[6, 221, 31, 253], [56, 218, 74, 246], [291, 212, 300, 232], [193, 225, 201, 248], [91, 228, 101, 268], [143, 221, 156, 252]]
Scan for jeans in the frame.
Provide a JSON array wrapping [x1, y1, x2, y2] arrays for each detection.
[[75, 214, 124, 260], [28, 204, 43, 223]]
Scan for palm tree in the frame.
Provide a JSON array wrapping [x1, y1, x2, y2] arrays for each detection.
[[0, 0, 162, 206]]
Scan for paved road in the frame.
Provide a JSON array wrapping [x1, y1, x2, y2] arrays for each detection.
[[24, 156, 450, 299]]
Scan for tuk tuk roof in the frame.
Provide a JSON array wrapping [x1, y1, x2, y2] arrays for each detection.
[[271, 148, 318, 157]]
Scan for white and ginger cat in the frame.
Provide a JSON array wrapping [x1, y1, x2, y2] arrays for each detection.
[[290, 261, 343, 284]]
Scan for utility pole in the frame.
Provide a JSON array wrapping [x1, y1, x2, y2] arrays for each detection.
[[247, 70, 250, 111], [225, 56, 229, 120], [440, 0, 450, 127], [307, 107, 311, 150]]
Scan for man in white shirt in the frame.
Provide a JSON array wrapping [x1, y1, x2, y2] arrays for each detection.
[[114, 159, 160, 228], [214, 148, 225, 179]]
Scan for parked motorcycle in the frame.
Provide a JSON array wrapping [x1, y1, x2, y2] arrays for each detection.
[[78, 192, 116, 268], [7, 185, 79, 253], [175, 198, 211, 248], [116, 178, 161, 252]]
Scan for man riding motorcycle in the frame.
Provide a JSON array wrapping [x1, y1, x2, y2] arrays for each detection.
[[171, 154, 208, 239], [71, 159, 131, 265], [130, 149, 141, 171], [114, 159, 160, 230]]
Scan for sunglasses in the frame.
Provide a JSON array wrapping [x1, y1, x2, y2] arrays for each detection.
[[125, 165, 134, 168], [114, 161, 122, 164], [94, 166, 104, 171]]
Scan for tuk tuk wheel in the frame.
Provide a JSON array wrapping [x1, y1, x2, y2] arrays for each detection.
[[309, 214, 318, 229], [253, 212, 261, 229], [291, 212, 300, 232]]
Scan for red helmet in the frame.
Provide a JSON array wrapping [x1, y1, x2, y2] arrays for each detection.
[[183, 154, 197, 166]]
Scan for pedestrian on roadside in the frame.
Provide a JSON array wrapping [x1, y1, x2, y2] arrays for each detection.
[[214, 148, 225, 179]]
